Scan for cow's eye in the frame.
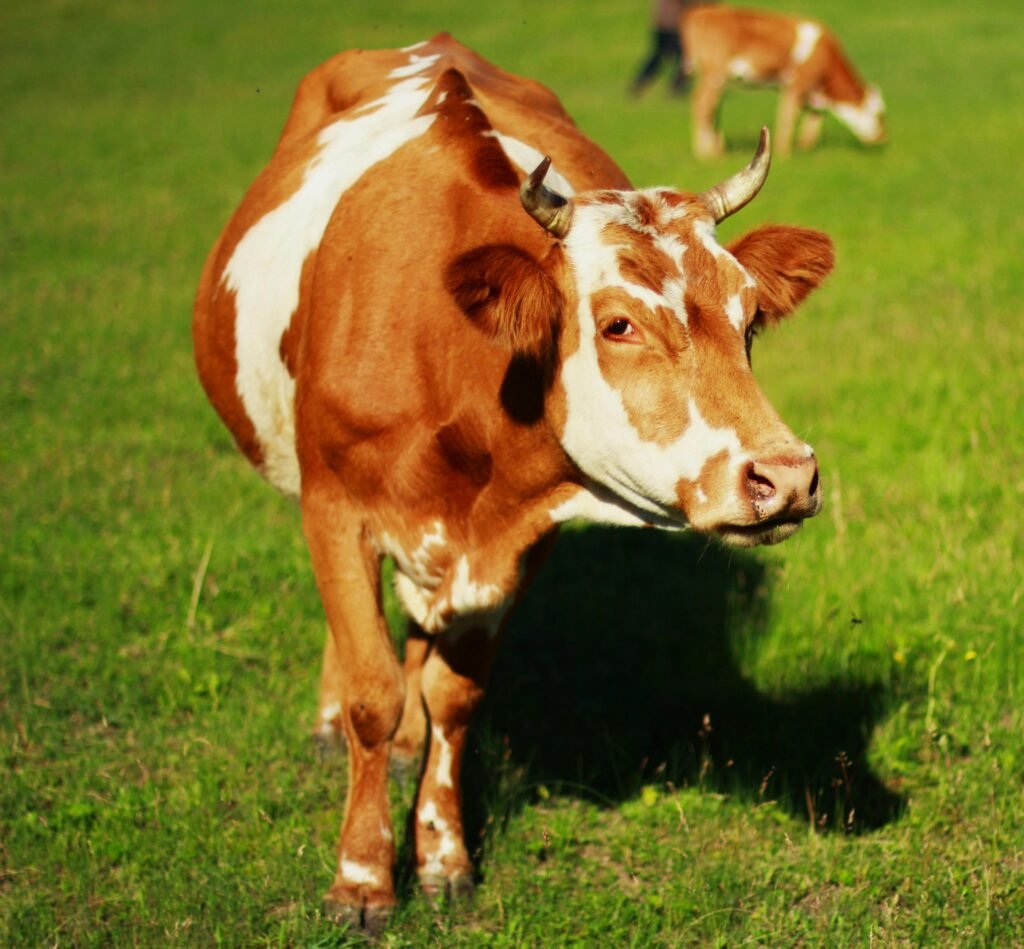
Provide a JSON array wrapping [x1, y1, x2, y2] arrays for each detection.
[[603, 318, 635, 339], [744, 326, 758, 363]]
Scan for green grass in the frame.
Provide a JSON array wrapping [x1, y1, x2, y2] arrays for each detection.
[[3, 0, 1023, 944]]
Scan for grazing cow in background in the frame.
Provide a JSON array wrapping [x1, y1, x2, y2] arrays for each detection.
[[193, 32, 834, 931], [683, 5, 886, 158]]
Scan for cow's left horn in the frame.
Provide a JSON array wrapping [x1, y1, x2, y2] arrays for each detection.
[[699, 127, 772, 223], [520, 156, 573, 239]]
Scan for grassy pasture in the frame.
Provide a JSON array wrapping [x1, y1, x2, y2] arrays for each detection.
[[2, 0, 1023, 944]]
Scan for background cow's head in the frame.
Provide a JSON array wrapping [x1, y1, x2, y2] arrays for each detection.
[[816, 84, 887, 146], [448, 131, 834, 547]]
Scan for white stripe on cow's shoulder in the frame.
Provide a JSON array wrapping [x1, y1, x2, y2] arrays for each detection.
[[487, 132, 576, 196], [792, 22, 823, 66], [226, 75, 436, 496]]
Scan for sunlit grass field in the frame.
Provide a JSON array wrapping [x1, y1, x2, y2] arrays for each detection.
[[2, 0, 1022, 944]]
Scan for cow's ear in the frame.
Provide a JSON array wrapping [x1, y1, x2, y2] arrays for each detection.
[[727, 225, 835, 327], [445, 244, 562, 361]]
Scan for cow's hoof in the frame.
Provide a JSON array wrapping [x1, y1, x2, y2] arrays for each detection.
[[322, 897, 392, 936], [418, 870, 475, 904]]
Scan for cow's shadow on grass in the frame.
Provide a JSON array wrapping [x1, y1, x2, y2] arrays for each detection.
[[462, 526, 901, 847]]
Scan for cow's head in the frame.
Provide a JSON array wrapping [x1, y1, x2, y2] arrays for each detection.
[[819, 84, 887, 146], [448, 130, 833, 547]]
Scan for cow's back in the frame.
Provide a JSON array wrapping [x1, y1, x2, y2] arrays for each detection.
[[685, 7, 823, 81], [193, 33, 626, 497]]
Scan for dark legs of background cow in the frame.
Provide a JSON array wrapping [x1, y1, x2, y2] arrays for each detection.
[[630, 29, 689, 96]]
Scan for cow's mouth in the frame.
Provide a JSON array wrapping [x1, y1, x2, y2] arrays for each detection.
[[714, 516, 805, 548]]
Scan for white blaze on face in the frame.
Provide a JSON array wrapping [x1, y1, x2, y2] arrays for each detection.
[[792, 21, 822, 66], [224, 55, 441, 496], [557, 198, 749, 521]]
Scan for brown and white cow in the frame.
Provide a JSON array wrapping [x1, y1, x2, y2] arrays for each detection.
[[683, 5, 886, 158], [193, 32, 833, 930]]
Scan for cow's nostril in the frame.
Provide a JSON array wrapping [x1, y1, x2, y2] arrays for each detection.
[[747, 465, 776, 501], [808, 467, 819, 497]]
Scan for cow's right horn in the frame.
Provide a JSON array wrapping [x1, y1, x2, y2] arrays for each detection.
[[520, 157, 573, 239], [699, 127, 772, 223]]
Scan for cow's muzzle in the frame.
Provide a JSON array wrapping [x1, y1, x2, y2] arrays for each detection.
[[715, 453, 822, 547]]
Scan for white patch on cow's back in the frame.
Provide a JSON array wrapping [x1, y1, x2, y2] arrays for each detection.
[[388, 53, 441, 80], [225, 70, 437, 496], [792, 22, 822, 66]]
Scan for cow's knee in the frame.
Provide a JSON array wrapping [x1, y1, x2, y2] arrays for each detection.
[[345, 677, 405, 749]]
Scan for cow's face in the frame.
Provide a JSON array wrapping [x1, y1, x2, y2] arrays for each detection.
[[550, 190, 831, 545], [447, 135, 833, 546]]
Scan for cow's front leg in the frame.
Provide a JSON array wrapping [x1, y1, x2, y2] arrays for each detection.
[[303, 496, 404, 932], [414, 618, 505, 900], [314, 619, 430, 771]]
